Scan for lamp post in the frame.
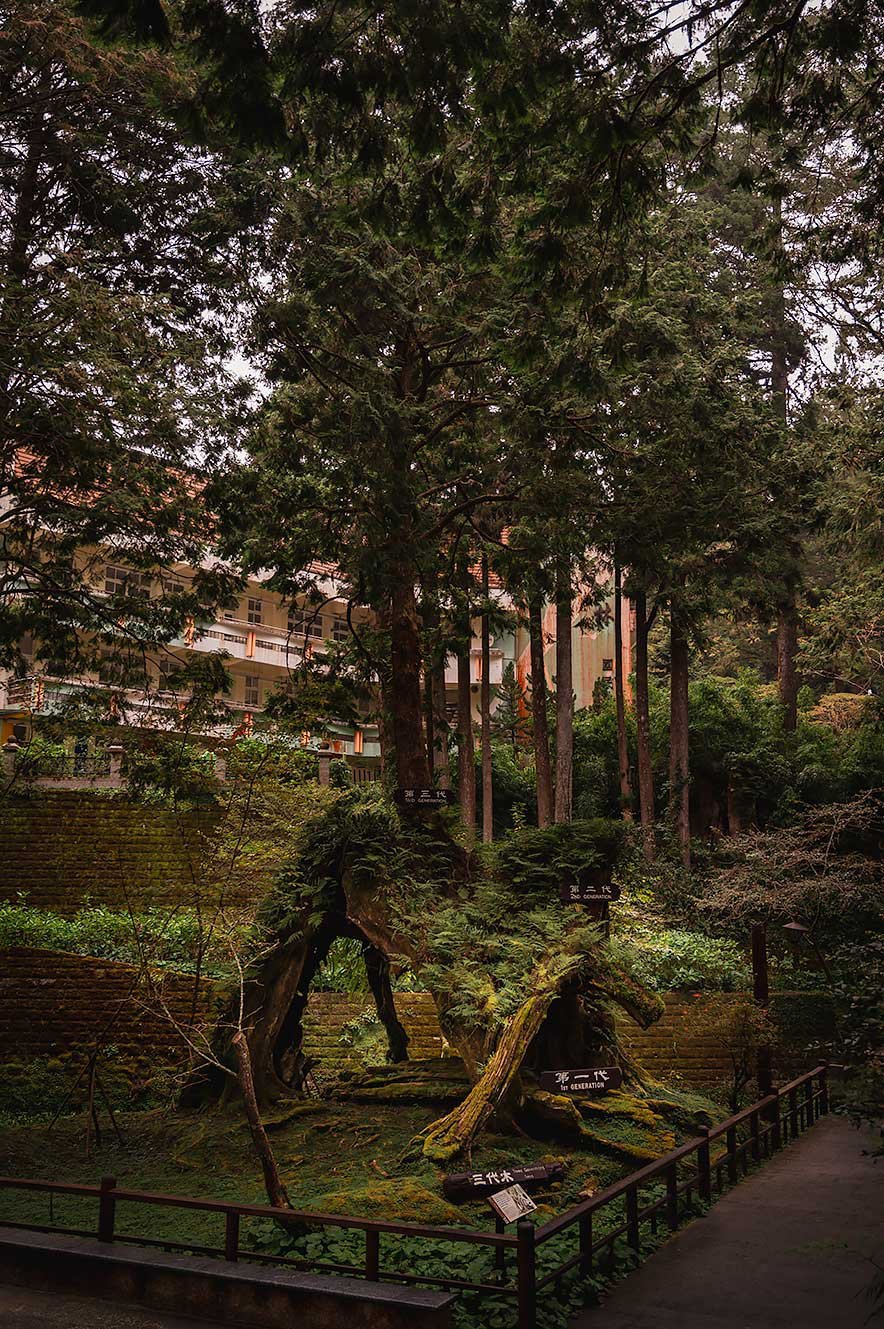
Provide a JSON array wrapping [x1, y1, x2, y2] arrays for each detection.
[[783, 920, 833, 984]]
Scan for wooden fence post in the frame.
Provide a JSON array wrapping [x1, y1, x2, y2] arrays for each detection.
[[697, 1129, 712, 1203], [665, 1162, 679, 1228], [97, 1176, 116, 1242], [365, 1229, 380, 1280], [820, 1065, 829, 1115], [579, 1213, 592, 1276], [771, 1091, 782, 1149], [517, 1220, 536, 1329], [224, 1211, 239, 1261], [625, 1186, 640, 1251], [726, 1125, 738, 1184]]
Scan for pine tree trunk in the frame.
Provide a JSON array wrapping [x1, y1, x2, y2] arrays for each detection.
[[777, 599, 799, 732], [771, 194, 799, 734], [432, 662, 451, 788], [457, 573, 476, 839], [633, 589, 655, 857], [424, 668, 436, 776], [528, 597, 553, 829], [554, 563, 573, 824], [614, 565, 632, 818], [390, 570, 431, 790], [480, 553, 493, 843], [669, 600, 691, 869]]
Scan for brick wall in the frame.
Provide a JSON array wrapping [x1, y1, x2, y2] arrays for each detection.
[[0, 947, 835, 1091], [0, 947, 214, 1075], [0, 792, 223, 912]]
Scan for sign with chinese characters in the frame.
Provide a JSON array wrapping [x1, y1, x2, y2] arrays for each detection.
[[539, 1067, 623, 1094], [443, 1162, 565, 1200], [487, 1183, 537, 1225], [395, 787, 457, 809], [559, 878, 621, 904]]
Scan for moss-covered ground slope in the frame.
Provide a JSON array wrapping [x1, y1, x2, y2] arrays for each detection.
[[0, 1066, 722, 1241]]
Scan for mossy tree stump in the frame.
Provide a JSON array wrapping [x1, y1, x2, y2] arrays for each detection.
[[188, 787, 663, 1160]]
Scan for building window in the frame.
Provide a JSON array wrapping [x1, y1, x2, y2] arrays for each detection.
[[163, 577, 186, 597], [156, 656, 179, 691], [353, 728, 364, 754], [331, 616, 349, 643], [288, 609, 323, 640], [602, 658, 614, 673], [104, 564, 151, 599], [244, 674, 261, 707], [247, 597, 263, 625]]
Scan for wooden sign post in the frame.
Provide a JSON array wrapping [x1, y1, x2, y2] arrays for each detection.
[[539, 1067, 623, 1094], [395, 788, 457, 810]]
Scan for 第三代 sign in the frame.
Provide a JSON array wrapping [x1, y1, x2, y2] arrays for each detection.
[[395, 787, 457, 809]]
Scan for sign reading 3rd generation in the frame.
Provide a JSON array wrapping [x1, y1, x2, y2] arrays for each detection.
[[539, 1067, 623, 1094]]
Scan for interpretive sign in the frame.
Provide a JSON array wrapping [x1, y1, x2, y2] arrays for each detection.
[[443, 1161, 565, 1200], [487, 1183, 537, 1225], [539, 1067, 623, 1094], [395, 787, 457, 809], [559, 878, 621, 904]]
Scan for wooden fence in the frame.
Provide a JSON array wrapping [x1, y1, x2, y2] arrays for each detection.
[[0, 1065, 829, 1329]]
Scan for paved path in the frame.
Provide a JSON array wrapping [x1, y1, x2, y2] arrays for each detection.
[[577, 1114, 883, 1329], [0, 1286, 221, 1328]]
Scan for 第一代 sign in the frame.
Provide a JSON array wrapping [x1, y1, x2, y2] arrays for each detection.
[[539, 1067, 623, 1094]]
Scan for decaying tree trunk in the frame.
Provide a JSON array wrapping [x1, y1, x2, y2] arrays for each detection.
[[231, 1031, 292, 1210], [528, 596, 553, 828]]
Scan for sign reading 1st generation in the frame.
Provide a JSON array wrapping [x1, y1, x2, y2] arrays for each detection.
[[395, 788, 457, 809], [539, 1067, 623, 1094]]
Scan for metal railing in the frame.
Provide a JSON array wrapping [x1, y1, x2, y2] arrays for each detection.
[[0, 1065, 829, 1328]]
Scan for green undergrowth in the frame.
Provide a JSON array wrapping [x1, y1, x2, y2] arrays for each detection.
[[0, 901, 245, 977], [0, 1072, 723, 1328]]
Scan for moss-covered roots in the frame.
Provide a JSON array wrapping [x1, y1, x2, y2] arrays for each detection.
[[419, 952, 588, 1162]]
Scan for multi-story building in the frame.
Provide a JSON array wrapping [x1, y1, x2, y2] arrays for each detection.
[[0, 553, 629, 757]]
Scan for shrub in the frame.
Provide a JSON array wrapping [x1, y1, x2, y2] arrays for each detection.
[[612, 925, 750, 992], [0, 901, 239, 977], [126, 740, 217, 801]]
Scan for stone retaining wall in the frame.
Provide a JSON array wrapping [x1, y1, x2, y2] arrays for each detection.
[[0, 947, 835, 1093], [0, 792, 230, 912], [0, 946, 214, 1081]]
